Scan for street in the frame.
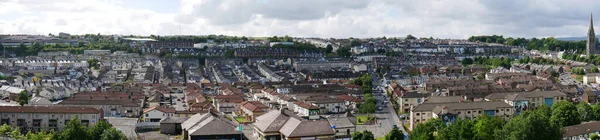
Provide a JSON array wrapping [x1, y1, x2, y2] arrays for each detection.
[[356, 86, 408, 138]]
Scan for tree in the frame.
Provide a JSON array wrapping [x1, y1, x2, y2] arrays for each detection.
[[10, 127, 24, 139], [26, 130, 56, 140], [409, 118, 442, 140], [360, 130, 374, 140], [486, 38, 493, 43], [496, 109, 561, 140], [88, 120, 112, 140], [550, 101, 581, 127], [18, 91, 28, 106], [325, 44, 333, 53], [473, 115, 505, 140], [437, 118, 475, 140], [385, 127, 404, 140], [460, 58, 473, 66], [352, 131, 364, 140], [352, 130, 374, 140], [60, 116, 89, 140], [87, 58, 100, 69], [577, 102, 594, 122], [0, 124, 12, 136], [405, 35, 416, 40], [593, 66, 599, 73], [593, 103, 600, 120], [100, 128, 127, 140], [591, 134, 600, 140]]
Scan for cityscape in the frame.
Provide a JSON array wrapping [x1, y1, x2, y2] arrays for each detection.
[[0, 1, 600, 140]]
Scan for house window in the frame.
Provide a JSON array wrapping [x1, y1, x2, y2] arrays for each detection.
[[478, 111, 481, 114], [458, 111, 461, 114], [500, 109, 504, 111], [467, 111, 471, 114], [49, 120, 57, 128], [496, 110, 499, 113], [416, 113, 420, 116]]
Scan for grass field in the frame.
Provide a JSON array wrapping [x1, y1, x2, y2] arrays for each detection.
[[234, 117, 249, 123]]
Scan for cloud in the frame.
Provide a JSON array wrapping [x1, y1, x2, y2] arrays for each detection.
[[0, 0, 598, 39]]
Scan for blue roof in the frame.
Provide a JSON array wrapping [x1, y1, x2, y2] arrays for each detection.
[[577, 88, 585, 93]]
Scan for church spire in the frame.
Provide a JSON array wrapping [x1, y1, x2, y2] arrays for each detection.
[[590, 13, 595, 32]]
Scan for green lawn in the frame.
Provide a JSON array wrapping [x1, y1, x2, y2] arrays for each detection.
[[376, 137, 386, 140], [234, 117, 249, 123], [356, 115, 376, 125]]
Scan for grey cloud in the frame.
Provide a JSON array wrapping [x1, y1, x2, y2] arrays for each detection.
[[188, 0, 370, 25]]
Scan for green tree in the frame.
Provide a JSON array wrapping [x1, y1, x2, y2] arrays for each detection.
[[592, 66, 599, 73], [0, 124, 12, 136], [88, 120, 112, 140], [405, 35, 416, 40], [437, 118, 475, 140], [409, 119, 442, 140], [60, 116, 89, 140], [99, 128, 127, 140], [87, 58, 100, 69], [577, 102, 595, 122], [18, 91, 28, 106], [10, 127, 24, 139], [26, 130, 56, 140], [336, 47, 351, 57], [360, 130, 374, 140], [496, 109, 561, 140], [385, 127, 404, 140], [550, 101, 581, 127], [486, 38, 493, 43], [325, 44, 333, 53], [352, 131, 364, 140], [473, 115, 505, 140], [460, 58, 474, 66], [593, 103, 600, 120], [591, 134, 600, 140]]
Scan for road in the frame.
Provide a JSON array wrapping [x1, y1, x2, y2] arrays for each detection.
[[559, 72, 584, 88], [356, 87, 408, 138]]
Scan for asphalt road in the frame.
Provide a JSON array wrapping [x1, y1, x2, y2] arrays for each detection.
[[356, 88, 407, 138]]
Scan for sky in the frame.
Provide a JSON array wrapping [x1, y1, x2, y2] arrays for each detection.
[[0, 0, 598, 39]]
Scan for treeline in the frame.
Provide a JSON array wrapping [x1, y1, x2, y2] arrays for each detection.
[[0, 42, 136, 57], [468, 35, 587, 51], [267, 36, 294, 42], [271, 42, 324, 52], [562, 53, 600, 65], [410, 101, 600, 140], [460, 57, 514, 69], [0, 117, 127, 140], [517, 57, 565, 65], [152, 35, 254, 43]]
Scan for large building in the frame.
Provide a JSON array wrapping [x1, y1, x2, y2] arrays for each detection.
[[0, 106, 102, 133], [588, 13, 596, 58]]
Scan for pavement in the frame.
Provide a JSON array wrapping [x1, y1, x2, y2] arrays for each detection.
[[106, 117, 139, 140]]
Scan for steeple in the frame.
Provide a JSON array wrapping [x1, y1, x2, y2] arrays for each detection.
[[590, 13, 595, 33], [587, 13, 597, 58]]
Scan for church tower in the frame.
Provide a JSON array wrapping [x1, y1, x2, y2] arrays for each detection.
[[587, 13, 596, 58]]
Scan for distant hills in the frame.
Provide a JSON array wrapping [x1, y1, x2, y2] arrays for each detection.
[[556, 35, 600, 41]]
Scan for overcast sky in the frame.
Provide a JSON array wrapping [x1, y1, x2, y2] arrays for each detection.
[[0, 0, 598, 39]]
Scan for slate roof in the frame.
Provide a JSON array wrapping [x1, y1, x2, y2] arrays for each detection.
[[160, 117, 189, 124], [563, 121, 600, 137], [253, 110, 291, 133], [182, 113, 242, 136], [280, 118, 334, 138]]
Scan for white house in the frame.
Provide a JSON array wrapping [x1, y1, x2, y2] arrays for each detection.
[[142, 106, 175, 122]]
